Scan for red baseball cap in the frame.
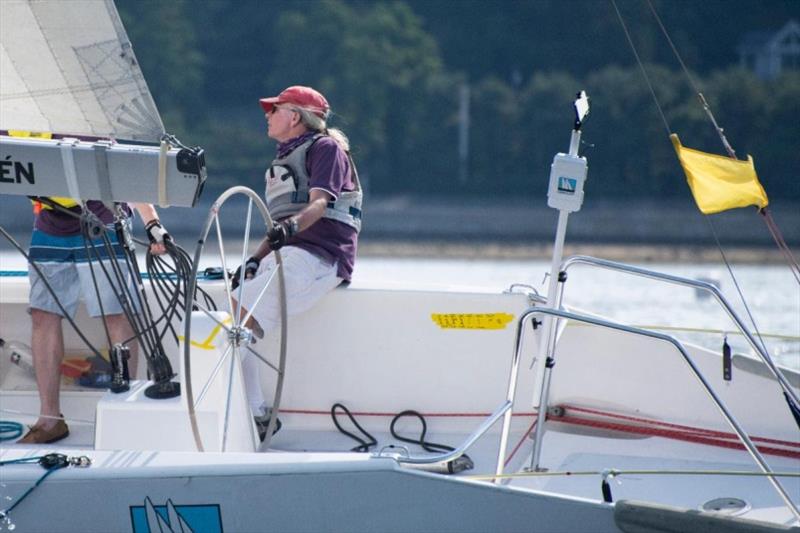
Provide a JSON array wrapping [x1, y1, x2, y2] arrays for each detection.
[[259, 86, 330, 118]]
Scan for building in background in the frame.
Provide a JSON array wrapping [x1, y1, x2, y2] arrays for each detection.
[[738, 20, 800, 80]]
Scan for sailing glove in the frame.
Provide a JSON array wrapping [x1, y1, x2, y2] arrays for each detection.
[[267, 218, 298, 251], [145, 219, 170, 245], [231, 257, 260, 290]]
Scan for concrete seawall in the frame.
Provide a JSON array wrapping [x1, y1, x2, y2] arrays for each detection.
[[2, 194, 798, 258]]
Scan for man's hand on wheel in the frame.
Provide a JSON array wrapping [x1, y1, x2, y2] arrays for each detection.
[[231, 256, 260, 290], [267, 218, 298, 251]]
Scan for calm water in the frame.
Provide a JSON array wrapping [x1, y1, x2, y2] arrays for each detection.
[[2, 252, 798, 370], [353, 257, 800, 371]]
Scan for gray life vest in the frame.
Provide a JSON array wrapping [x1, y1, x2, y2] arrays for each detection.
[[264, 134, 362, 232]]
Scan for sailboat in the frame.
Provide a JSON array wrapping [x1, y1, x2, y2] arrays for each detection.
[[1, 1, 798, 532]]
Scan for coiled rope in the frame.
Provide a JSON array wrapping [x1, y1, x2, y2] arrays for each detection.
[[0, 421, 23, 441]]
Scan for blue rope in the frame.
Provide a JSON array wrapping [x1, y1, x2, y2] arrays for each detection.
[[2, 465, 63, 516], [0, 456, 45, 467], [0, 421, 23, 441], [0, 271, 27, 277], [0, 454, 69, 518], [0, 270, 221, 280]]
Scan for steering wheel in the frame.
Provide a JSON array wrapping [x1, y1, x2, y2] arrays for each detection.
[[183, 186, 287, 452]]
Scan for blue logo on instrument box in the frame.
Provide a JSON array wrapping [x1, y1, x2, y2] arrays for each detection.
[[557, 177, 577, 194]]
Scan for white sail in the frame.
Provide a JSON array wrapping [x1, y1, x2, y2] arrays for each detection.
[[0, 0, 164, 142]]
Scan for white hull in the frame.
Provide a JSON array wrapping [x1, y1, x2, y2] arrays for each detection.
[[1, 274, 798, 532]]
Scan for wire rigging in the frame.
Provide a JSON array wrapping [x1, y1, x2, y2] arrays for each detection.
[[610, 0, 672, 137], [643, 0, 800, 284], [612, 0, 800, 427], [1, 198, 214, 389], [612, 0, 796, 348]]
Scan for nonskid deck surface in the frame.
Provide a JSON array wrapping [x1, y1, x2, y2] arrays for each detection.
[[2, 419, 797, 527], [2, 395, 799, 529], [3, 391, 797, 515], [513, 427, 800, 517]]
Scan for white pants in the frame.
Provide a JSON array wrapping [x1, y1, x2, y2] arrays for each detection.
[[236, 246, 342, 413]]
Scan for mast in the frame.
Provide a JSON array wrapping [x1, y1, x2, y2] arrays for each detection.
[[529, 91, 590, 470]]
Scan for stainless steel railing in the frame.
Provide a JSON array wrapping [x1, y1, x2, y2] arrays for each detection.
[[559, 255, 799, 408], [497, 306, 800, 521]]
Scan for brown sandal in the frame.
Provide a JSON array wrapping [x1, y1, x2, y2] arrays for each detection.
[[18, 417, 70, 444]]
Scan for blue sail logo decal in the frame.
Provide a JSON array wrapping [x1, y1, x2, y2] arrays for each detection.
[[557, 176, 577, 194], [130, 497, 222, 533]]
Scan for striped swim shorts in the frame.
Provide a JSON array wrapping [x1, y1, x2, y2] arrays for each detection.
[[28, 226, 139, 318]]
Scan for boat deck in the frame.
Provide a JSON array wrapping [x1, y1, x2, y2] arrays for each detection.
[[2, 387, 797, 528]]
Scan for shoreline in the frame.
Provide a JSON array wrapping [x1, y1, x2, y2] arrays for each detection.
[[0, 238, 793, 265], [357, 240, 797, 264]]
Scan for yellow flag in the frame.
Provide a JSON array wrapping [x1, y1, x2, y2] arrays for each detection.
[[671, 134, 768, 215]]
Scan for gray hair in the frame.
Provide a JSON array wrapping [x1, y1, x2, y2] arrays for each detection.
[[291, 106, 350, 152]]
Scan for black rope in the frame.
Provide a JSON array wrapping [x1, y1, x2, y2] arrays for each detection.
[[79, 222, 114, 350], [330, 403, 376, 452], [145, 249, 184, 344], [142, 238, 217, 345], [85, 225, 152, 357], [329, 405, 474, 473], [2, 202, 214, 380], [389, 410, 455, 454], [330, 404, 466, 461]]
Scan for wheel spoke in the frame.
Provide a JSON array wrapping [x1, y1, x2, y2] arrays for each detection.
[[194, 343, 234, 408], [214, 215, 237, 326], [241, 342, 281, 374], [241, 265, 280, 328], [194, 301, 234, 335], [235, 199, 254, 324], [221, 345, 238, 451]]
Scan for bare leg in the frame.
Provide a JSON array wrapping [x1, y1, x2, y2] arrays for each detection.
[[105, 313, 138, 378], [30, 309, 64, 429]]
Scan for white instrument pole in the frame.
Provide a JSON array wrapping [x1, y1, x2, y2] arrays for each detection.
[[529, 92, 589, 471]]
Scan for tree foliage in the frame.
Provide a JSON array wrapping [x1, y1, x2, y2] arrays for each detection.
[[115, 0, 800, 200]]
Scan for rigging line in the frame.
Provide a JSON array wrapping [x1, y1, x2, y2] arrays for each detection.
[[704, 217, 770, 356], [636, 1, 799, 349], [151, 242, 192, 343], [644, 0, 736, 158], [610, 0, 672, 137], [645, 0, 800, 283], [119, 229, 164, 356], [644, 0, 699, 95], [90, 227, 154, 357], [761, 209, 800, 284], [80, 232, 114, 351], [146, 253, 181, 344]]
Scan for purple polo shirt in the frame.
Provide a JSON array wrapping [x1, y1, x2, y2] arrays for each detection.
[[274, 132, 358, 281], [35, 201, 131, 236]]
